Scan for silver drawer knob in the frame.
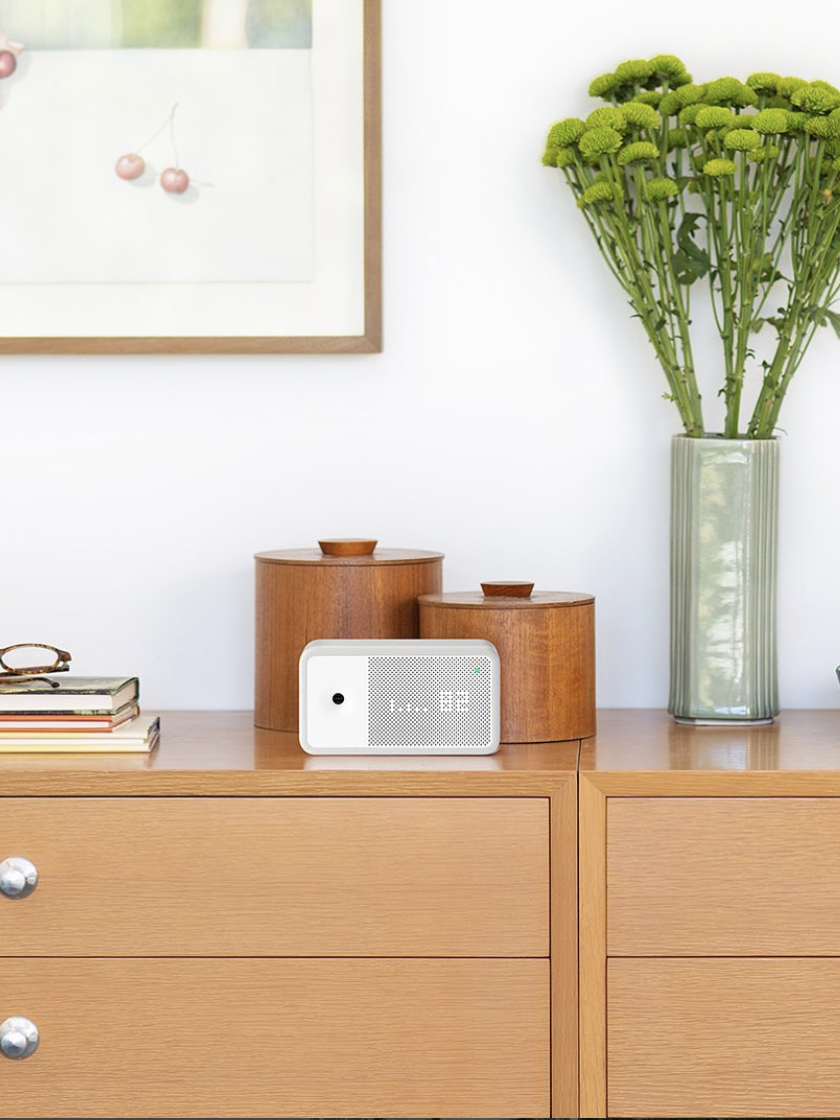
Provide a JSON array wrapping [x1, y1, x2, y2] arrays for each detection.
[[0, 1018, 39, 1060], [0, 858, 38, 900]]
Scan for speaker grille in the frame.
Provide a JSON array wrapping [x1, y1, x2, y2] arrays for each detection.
[[367, 654, 493, 748]]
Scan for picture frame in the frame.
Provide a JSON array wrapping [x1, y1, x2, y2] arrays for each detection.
[[0, 0, 381, 355]]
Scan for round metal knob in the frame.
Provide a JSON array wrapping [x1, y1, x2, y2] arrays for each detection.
[[0, 858, 38, 900], [0, 1018, 39, 1060]]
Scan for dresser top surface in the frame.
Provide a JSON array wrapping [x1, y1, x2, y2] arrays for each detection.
[[0, 710, 578, 795], [581, 708, 840, 779]]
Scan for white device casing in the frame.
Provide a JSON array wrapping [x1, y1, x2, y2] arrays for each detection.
[[299, 639, 500, 755]]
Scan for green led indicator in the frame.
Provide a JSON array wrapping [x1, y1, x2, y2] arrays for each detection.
[[474, 667, 481, 674]]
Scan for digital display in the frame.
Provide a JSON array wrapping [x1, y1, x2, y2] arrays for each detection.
[[387, 690, 470, 715]]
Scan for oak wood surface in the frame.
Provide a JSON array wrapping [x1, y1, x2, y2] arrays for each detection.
[[0, 957, 548, 1119], [609, 797, 840, 955], [0, 711, 579, 795], [550, 779, 579, 1119], [255, 549, 443, 731], [0, 796, 548, 957], [578, 775, 607, 1120], [609, 957, 840, 1118], [419, 593, 596, 742], [0, 0, 382, 356]]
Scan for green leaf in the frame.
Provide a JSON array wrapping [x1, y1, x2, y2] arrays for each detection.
[[825, 309, 840, 339], [673, 213, 711, 285]]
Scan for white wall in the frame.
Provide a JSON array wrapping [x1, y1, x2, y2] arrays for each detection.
[[3, 0, 840, 711]]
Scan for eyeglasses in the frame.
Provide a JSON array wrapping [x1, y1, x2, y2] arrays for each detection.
[[0, 645, 72, 688]]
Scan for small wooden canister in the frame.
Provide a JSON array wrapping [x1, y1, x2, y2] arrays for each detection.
[[255, 539, 443, 731], [419, 581, 595, 743]]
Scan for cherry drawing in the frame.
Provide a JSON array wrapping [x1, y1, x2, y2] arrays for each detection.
[[115, 103, 195, 195]]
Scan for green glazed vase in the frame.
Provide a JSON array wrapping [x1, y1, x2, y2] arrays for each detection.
[[669, 435, 780, 724]]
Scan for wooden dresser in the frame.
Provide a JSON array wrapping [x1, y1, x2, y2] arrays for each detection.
[[580, 709, 840, 1120], [0, 711, 577, 1120]]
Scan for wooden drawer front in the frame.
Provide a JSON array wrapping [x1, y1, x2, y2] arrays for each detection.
[[0, 797, 548, 956], [608, 797, 840, 955], [0, 957, 549, 1119], [609, 958, 840, 1118]]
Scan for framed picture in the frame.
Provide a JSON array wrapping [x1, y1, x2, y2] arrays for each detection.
[[0, 0, 381, 354]]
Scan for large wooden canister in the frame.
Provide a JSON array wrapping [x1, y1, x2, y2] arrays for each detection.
[[255, 539, 443, 731], [419, 581, 595, 743]]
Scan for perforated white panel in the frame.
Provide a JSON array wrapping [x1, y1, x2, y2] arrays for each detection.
[[367, 654, 494, 748]]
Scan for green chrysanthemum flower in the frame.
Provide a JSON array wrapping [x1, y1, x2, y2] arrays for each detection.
[[833, 157, 840, 172], [675, 83, 706, 108], [725, 128, 763, 152], [658, 91, 683, 117], [678, 104, 703, 126], [644, 176, 680, 201], [586, 106, 628, 133], [786, 111, 810, 133], [703, 158, 737, 176], [579, 126, 624, 158], [617, 141, 660, 166], [704, 77, 743, 104], [542, 146, 559, 166], [747, 73, 782, 94], [812, 80, 840, 96], [648, 54, 688, 81], [695, 106, 737, 130], [791, 83, 840, 113], [826, 138, 840, 157], [805, 116, 833, 139], [634, 91, 663, 106], [588, 72, 618, 99], [547, 118, 587, 148], [667, 128, 689, 150], [614, 58, 654, 84], [777, 76, 808, 99], [748, 145, 780, 163], [671, 70, 694, 88], [577, 181, 618, 208], [622, 102, 661, 129], [752, 108, 790, 135], [767, 96, 792, 110], [554, 147, 577, 168]]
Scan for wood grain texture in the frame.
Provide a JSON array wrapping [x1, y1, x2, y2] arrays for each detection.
[[255, 550, 443, 731], [0, 0, 381, 356], [0, 957, 548, 1119], [0, 797, 548, 956], [550, 781, 578, 1119], [0, 711, 579, 796], [419, 594, 596, 743], [578, 775, 607, 1120], [609, 957, 840, 1118], [609, 797, 840, 955]]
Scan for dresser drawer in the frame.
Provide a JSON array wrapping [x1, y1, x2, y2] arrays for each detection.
[[609, 957, 840, 1118], [0, 797, 548, 956], [0, 957, 549, 1119], [608, 797, 840, 955]]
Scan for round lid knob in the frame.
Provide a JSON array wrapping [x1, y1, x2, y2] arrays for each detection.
[[0, 1018, 39, 1060], [0, 858, 38, 900], [318, 539, 378, 557], [481, 581, 535, 599]]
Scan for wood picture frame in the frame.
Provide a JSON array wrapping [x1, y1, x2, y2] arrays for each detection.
[[0, 0, 381, 355]]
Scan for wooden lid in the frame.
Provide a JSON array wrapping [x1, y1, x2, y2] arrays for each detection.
[[256, 539, 443, 566], [419, 587, 594, 610]]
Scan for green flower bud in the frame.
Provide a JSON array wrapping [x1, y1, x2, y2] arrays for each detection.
[[671, 70, 694, 88], [752, 108, 790, 135], [586, 106, 627, 133], [747, 73, 782, 94], [675, 83, 706, 108], [547, 118, 586, 148], [777, 76, 808, 99], [648, 54, 688, 81], [791, 83, 840, 114], [542, 146, 559, 166], [577, 181, 619, 208], [704, 77, 744, 104], [579, 127, 624, 158], [678, 104, 703, 126], [703, 158, 737, 177], [812, 80, 840, 96], [659, 91, 682, 116], [617, 141, 660, 166], [695, 106, 737, 130], [615, 59, 654, 84], [554, 147, 577, 168], [644, 176, 680, 201], [634, 91, 663, 106], [786, 111, 809, 133], [724, 129, 763, 152], [589, 72, 618, 99], [667, 128, 689, 150], [767, 96, 792, 110], [805, 116, 833, 139], [748, 145, 780, 163], [622, 102, 661, 129]]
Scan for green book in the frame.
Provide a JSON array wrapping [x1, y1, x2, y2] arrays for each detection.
[[0, 677, 139, 715]]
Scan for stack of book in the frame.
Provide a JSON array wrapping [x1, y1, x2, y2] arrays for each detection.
[[0, 678, 159, 752]]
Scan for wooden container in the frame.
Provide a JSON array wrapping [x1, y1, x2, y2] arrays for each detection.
[[255, 539, 443, 731], [419, 582, 595, 743]]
